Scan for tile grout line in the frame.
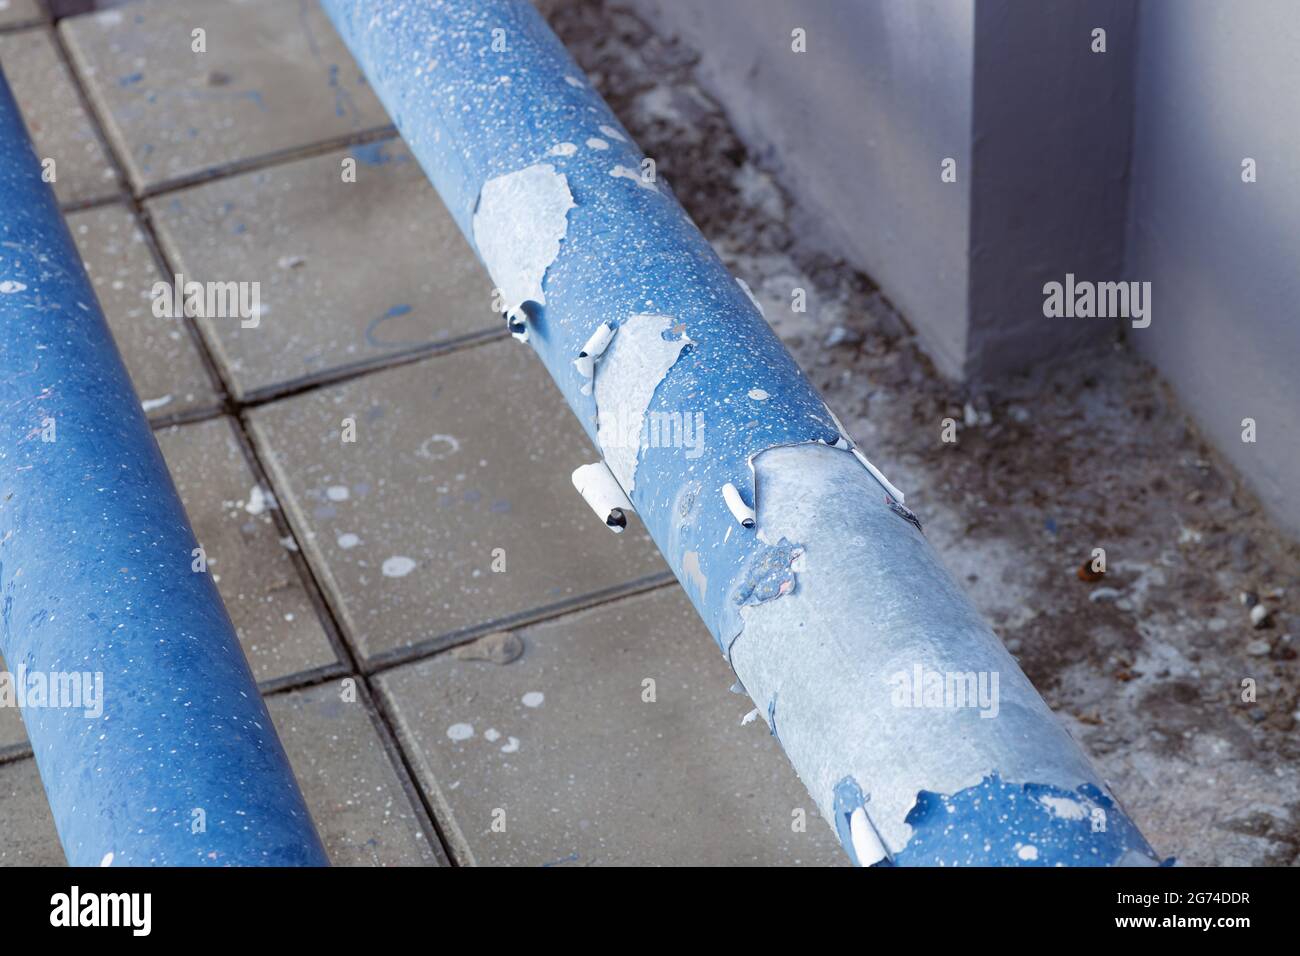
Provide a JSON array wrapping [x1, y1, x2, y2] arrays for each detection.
[[0, 20, 47, 35], [43, 19, 467, 867], [135, 125, 398, 200], [35, 3, 690, 868], [363, 572, 681, 676]]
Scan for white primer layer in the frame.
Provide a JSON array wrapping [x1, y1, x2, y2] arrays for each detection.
[[473, 164, 575, 312], [593, 314, 691, 493]]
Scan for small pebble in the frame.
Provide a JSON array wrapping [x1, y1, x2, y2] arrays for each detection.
[[1249, 604, 1271, 628], [1246, 639, 1271, 656]]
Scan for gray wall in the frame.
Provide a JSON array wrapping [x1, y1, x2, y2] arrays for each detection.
[[634, 0, 976, 377], [1126, 0, 1300, 537], [968, 0, 1137, 378], [634, 0, 1299, 535]]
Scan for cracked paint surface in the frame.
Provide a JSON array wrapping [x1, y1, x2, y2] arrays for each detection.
[[323, 0, 1159, 867]]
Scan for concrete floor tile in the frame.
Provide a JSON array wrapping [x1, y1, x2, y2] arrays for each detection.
[[0, 758, 63, 866], [0, 0, 44, 31], [374, 587, 847, 866], [155, 416, 337, 685], [0, 653, 28, 751], [147, 140, 494, 400], [247, 342, 669, 664], [0, 28, 120, 206], [266, 680, 440, 866], [61, 0, 388, 193], [67, 203, 220, 420]]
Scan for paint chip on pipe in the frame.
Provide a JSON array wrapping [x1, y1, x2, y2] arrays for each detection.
[[472, 163, 575, 313], [593, 314, 691, 493]]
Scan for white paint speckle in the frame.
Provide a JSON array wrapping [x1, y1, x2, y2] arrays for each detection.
[[548, 142, 577, 157], [446, 723, 474, 742], [382, 556, 417, 578], [337, 533, 361, 550], [141, 395, 173, 412], [748, 388, 769, 401], [244, 485, 276, 515], [484, 728, 501, 742], [99, 851, 114, 867], [609, 165, 658, 191], [585, 137, 609, 151], [326, 485, 350, 502], [500, 736, 520, 753], [598, 124, 627, 142], [522, 691, 545, 708], [1018, 844, 1039, 861], [1038, 795, 1088, 821], [0, 281, 27, 294], [563, 75, 585, 89]]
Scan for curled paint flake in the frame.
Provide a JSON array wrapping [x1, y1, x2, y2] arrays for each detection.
[[472, 164, 575, 312], [887, 496, 923, 533], [736, 277, 765, 316], [735, 537, 804, 607], [832, 776, 890, 867]]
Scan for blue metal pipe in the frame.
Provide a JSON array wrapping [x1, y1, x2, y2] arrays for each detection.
[[324, 0, 1162, 866], [0, 71, 327, 866]]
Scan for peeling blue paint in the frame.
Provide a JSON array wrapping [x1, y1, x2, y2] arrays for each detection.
[[894, 773, 1162, 867], [735, 538, 803, 607], [321, 0, 1159, 868]]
